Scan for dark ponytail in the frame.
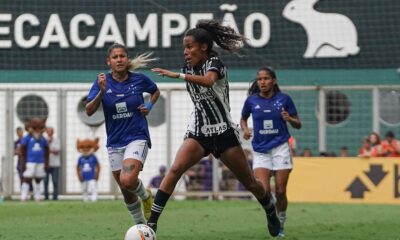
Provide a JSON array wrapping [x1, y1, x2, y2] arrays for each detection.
[[185, 19, 244, 54]]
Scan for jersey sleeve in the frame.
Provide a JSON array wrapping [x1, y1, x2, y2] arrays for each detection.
[[141, 74, 157, 94], [241, 97, 252, 119], [206, 57, 225, 80], [285, 95, 298, 116], [87, 78, 100, 102]]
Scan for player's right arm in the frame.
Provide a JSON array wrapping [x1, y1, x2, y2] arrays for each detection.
[[86, 73, 106, 116]]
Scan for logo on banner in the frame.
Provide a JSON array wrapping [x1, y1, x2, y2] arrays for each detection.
[[283, 0, 360, 58], [345, 164, 388, 198]]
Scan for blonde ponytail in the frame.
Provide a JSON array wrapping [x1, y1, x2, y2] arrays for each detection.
[[128, 52, 158, 71]]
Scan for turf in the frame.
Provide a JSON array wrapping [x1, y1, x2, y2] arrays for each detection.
[[0, 200, 399, 240]]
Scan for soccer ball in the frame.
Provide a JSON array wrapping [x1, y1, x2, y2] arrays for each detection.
[[124, 224, 156, 240]]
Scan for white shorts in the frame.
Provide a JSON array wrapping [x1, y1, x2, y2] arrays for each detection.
[[23, 162, 46, 178], [107, 140, 149, 171], [253, 142, 293, 171]]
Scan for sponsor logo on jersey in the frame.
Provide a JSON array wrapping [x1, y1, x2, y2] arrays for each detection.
[[192, 90, 215, 102], [116, 102, 127, 113], [255, 105, 261, 109], [113, 102, 133, 119], [106, 89, 112, 94], [263, 120, 273, 129], [201, 122, 228, 135], [259, 129, 279, 134]]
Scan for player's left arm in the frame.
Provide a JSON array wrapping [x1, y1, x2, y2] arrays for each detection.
[[282, 96, 302, 129]]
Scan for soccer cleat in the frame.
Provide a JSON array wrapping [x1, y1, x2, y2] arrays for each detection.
[[266, 207, 280, 237], [278, 228, 285, 238], [142, 188, 153, 221], [147, 222, 157, 233]]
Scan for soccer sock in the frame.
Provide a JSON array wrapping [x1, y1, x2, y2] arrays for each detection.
[[133, 179, 149, 200], [257, 193, 275, 214], [33, 181, 41, 200], [21, 182, 30, 201], [148, 190, 171, 224], [278, 212, 286, 228], [126, 199, 146, 224]]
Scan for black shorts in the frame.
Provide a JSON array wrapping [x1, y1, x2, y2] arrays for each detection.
[[185, 128, 241, 158]]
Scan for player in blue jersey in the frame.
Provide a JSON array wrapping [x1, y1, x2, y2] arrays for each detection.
[[20, 117, 49, 202], [240, 66, 302, 237], [86, 43, 160, 224], [148, 20, 281, 237]]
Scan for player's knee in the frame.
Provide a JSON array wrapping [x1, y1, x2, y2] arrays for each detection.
[[120, 174, 139, 190], [168, 164, 185, 180], [275, 187, 287, 198], [243, 181, 259, 192]]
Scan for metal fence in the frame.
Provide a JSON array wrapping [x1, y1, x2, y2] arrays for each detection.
[[0, 83, 399, 199]]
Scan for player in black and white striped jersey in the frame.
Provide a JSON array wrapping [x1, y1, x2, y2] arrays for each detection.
[[149, 19, 280, 237]]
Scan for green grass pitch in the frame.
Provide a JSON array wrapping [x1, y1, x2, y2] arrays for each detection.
[[0, 200, 399, 240]]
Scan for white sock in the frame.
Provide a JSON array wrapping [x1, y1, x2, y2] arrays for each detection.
[[33, 181, 42, 201], [126, 199, 146, 224], [21, 182, 30, 201], [278, 212, 286, 228], [133, 179, 149, 200]]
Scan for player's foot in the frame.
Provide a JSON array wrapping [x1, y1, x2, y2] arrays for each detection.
[[142, 188, 153, 220], [266, 207, 280, 237], [147, 222, 157, 233], [278, 228, 285, 238]]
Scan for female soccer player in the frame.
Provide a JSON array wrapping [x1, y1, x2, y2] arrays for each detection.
[[148, 20, 280, 237], [86, 43, 160, 224], [240, 66, 302, 237]]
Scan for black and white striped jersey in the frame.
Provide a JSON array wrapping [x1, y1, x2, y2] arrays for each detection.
[[182, 56, 235, 137]]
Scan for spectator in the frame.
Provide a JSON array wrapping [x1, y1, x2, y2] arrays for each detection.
[[219, 163, 237, 192], [199, 154, 213, 191], [44, 127, 61, 200], [339, 147, 349, 157], [358, 138, 371, 158], [369, 132, 383, 157], [20, 118, 49, 202], [148, 165, 166, 189], [14, 127, 27, 187], [302, 148, 313, 157], [381, 131, 400, 157]]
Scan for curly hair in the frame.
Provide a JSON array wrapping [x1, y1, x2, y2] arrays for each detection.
[[185, 19, 244, 54]]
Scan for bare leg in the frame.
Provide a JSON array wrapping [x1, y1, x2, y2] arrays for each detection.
[[219, 146, 265, 199], [274, 169, 290, 212], [159, 138, 205, 194], [148, 138, 206, 231], [220, 146, 280, 237], [253, 168, 273, 193]]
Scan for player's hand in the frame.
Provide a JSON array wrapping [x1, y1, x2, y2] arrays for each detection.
[[152, 68, 179, 79], [97, 73, 106, 92], [281, 107, 290, 121], [243, 129, 252, 140], [138, 102, 153, 116]]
